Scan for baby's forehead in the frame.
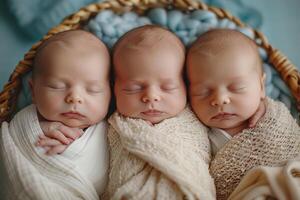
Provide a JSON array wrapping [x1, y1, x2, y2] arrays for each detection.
[[114, 26, 185, 56], [34, 30, 109, 67], [188, 29, 263, 74], [38, 30, 107, 56], [191, 30, 257, 56]]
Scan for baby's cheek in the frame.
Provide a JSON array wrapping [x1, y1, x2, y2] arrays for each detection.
[[238, 101, 260, 119], [191, 104, 203, 118], [116, 99, 138, 117]]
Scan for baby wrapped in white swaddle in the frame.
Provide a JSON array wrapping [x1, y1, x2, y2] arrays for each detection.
[[1, 29, 112, 199], [1, 105, 108, 199]]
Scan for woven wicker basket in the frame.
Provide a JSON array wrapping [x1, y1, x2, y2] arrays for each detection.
[[0, 0, 300, 123]]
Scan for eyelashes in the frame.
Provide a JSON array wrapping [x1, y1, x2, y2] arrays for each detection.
[[122, 86, 143, 94], [47, 84, 66, 90], [229, 85, 247, 93], [86, 86, 105, 93], [122, 84, 179, 93], [161, 85, 179, 91], [191, 86, 247, 97], [46, 84, 105, 94]]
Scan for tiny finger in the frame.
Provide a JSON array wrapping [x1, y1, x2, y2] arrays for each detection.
[[46, 145, 68, 156], [59, 126, 82, 140], [45, 130, 70, 145], [36, 137, 62, 147], [248, 116, 258, 128]]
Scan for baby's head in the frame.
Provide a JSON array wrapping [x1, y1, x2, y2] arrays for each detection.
[[113, 25, 186, 124], [186, 29, 265, 135], [30, 30, 111, 129]]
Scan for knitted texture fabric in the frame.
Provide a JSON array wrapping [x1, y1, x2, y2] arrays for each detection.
[[7, 0, 97, 39], [210, 97, 300, 200], [104, 106, 216, 200]]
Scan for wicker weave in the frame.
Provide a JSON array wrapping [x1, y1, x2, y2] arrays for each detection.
[[0, 0, 300, 123]]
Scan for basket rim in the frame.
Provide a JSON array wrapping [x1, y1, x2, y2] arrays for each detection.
[[1, 0, 299, 122]]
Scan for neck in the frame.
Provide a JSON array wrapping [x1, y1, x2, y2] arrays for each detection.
[[223, 121, 248, 137]]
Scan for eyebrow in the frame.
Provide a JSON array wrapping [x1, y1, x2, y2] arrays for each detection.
[[121, 79, 144, 85], [228, 76, 248, 81], [85, 79, 108, 85], [160, 78, 180, 82]]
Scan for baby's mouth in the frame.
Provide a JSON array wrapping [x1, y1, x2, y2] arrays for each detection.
[[141, 110, 163, 116], [212, 112, 236, 120], [61, 111, 84, 119]]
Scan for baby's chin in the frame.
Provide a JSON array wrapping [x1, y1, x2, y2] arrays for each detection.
[[124, 112, 175, 125], [61, 119, 91, 129], [39, 112, 94, 129], [209, 121, 248, 135], [147, 119, 163, 125], [142, 116, 171, 125], [140, 111, 184, 125]]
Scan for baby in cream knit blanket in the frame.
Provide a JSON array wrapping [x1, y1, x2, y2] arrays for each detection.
[[102, 25, 216, 199], [186, 28, 300, 200]]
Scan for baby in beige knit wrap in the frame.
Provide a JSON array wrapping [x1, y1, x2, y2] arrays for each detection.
[[102, 24, 216, 199], [186, 28, 300, 199]]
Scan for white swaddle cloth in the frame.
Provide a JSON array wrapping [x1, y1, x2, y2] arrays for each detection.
[[0, 105, 108, 200]]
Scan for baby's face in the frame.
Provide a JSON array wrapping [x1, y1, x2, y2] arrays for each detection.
[[114, 46, 186, 124], [187, 46, 265, 134], [31, 43, 111, 129]]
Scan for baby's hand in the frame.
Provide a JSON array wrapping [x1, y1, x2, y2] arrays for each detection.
[[36, 135, 69, 155], [248, 98, 266, 128], [37, 121, 84, 155], [39, 121, 83, 145]]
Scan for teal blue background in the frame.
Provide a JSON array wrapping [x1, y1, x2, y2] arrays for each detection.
[[1, 0, 300, 90]]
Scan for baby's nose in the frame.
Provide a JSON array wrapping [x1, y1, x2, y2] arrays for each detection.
[[211, 92, 230, 106], [65, 92, 83, 104], [141, 88, 161, 103]]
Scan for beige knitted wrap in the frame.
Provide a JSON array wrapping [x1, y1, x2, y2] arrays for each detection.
[[104, 106, 216, 200], [210, 97, 300, 200]]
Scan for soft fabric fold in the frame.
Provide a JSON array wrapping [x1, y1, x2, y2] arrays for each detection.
[[0, 105, 100, 200], [229, 156, 300, 200], [104, 106, 216, 200], [210, 98, 300, 200]]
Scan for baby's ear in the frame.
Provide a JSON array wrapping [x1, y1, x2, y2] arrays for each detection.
[[28, 78, 36, 103], [260, 73, 266, 99]]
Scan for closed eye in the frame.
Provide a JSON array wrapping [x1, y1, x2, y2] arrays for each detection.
[[123, 85, 143, 93], [87, 88, 104, 93], [161, 84, 178, 91], [230, 85, 247, 93], [47, 84, 66, 90], [191, 89, 211, 98]]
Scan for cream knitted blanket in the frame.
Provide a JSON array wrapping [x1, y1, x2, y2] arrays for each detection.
[[210, 98, 300, 200], [0, 105, 99, 200], [229, 156, 300, 200], [104, 107, 216, 200]]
